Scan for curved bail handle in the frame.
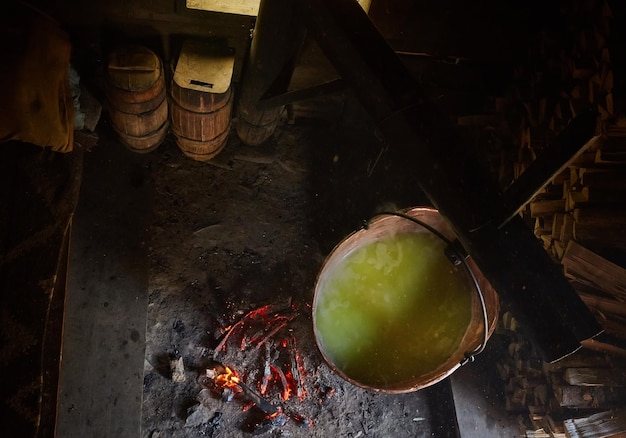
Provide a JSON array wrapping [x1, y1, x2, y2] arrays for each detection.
[[370, 211, 490, 368], [444, 239, 489, 367]]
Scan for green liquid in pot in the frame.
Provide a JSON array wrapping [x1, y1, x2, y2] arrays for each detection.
[[315, 232, 473, 388]]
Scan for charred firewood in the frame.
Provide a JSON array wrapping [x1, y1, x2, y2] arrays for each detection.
[[251, 408, 288, 435]]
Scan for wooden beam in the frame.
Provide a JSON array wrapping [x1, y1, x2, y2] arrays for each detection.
[[562, 240, 626, 301], [257, 79, 347, 110], [185, 0, 260, 16]]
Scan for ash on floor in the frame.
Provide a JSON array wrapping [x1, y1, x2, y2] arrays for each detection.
[[140, 119, 434, 437]]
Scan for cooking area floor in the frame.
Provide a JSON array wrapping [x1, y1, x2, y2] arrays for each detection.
[[0, 0, 626, 438], [55, 109, 521, 437]]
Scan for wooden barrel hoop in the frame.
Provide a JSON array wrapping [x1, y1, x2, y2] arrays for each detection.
[[109, 96, 168, 138], [236, 116, 282, 146], [106, 73, 166, 112], [170, 78, 232, 113], [175, 123, 230, 161], [113, 120, 169, 154]]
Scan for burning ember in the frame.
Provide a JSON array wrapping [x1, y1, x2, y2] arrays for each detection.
[[211, 303, 307, 404], [198, 302, 316, 433], [205, 365, 277, 414], [213, 366, 241, 390], [202, 362, 313, 433]]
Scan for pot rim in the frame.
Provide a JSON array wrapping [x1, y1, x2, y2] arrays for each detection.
[[312, 207, 499, 393]]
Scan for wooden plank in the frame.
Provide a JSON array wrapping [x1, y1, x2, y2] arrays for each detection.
[[554, 240, 566, 260], [552, 213, 565, 239], [40, 224, 72, 434], [543, 350, 612, 373], [563, 410, 626, 438], [526, 431, 566, 438], [602, 317, 626, 340], [186, 0, 261, 16], [554, 384, 626, 408], [531, 199, 566, 217], [570, 151, 602, 168], [566, 189, 588, 211], [567, 187, 626, 210], [562, 241, 626, 300], [573, 222, 626, 248], [582, 338, 626, 358], [585, 187, 626, 202], [56, 139, 150, 437], [564, 368, 626, 387], [560, 213, 575, 244], [580, 170, 626, 191], [596, 149, 626, 164], [578, 291, 626, 318]]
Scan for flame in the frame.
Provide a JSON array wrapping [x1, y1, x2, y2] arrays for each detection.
[[266, 406, 283, 419], [285, 370, 297, 400], [215, 366, 241, 389]]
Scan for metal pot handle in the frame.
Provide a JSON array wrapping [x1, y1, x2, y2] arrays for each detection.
[[371, 211, 489, 367]]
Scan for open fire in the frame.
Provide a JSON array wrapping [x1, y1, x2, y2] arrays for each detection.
[[198, 303, 316, 433], [213, 365, 241, 390]]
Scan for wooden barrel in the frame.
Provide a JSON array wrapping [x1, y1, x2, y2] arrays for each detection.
[[175, 124, 231, 161], [170, 80, 232, 161], [112, 119, 169, 154], [235, 95, 283, 146], [108, 97, 168, 137], [236, 115, 282, 147], [106, 73, 166, 113], [106, 46, 168, 153]]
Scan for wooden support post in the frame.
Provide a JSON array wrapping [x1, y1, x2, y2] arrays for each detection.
[[294, 0, 602, 361], [235, 0, 305, 145]]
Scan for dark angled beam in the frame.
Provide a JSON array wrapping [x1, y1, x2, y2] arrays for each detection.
[[292, 0, 602, 361], [257, 78, 347, 110], [499, 110, 599, 228]]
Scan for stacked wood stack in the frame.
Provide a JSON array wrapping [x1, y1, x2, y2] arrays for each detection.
[[516, 0, 626, 349], [457, 0, 626, 344], [476, 0, 626, 345], [477, 0, 626, 435], [495, 311, 626, 437], [563, 410, 626, 438]]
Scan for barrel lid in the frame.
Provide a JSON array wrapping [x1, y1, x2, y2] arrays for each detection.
[[108, 46, 162, 92], [173, 40, 234, 94]]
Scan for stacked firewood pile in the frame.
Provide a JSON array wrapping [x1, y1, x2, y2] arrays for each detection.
[[457, 0, 626, 436], [514, 0, 626, 352], [458, 0, 626, 345], [495, 311, 626, 437]]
